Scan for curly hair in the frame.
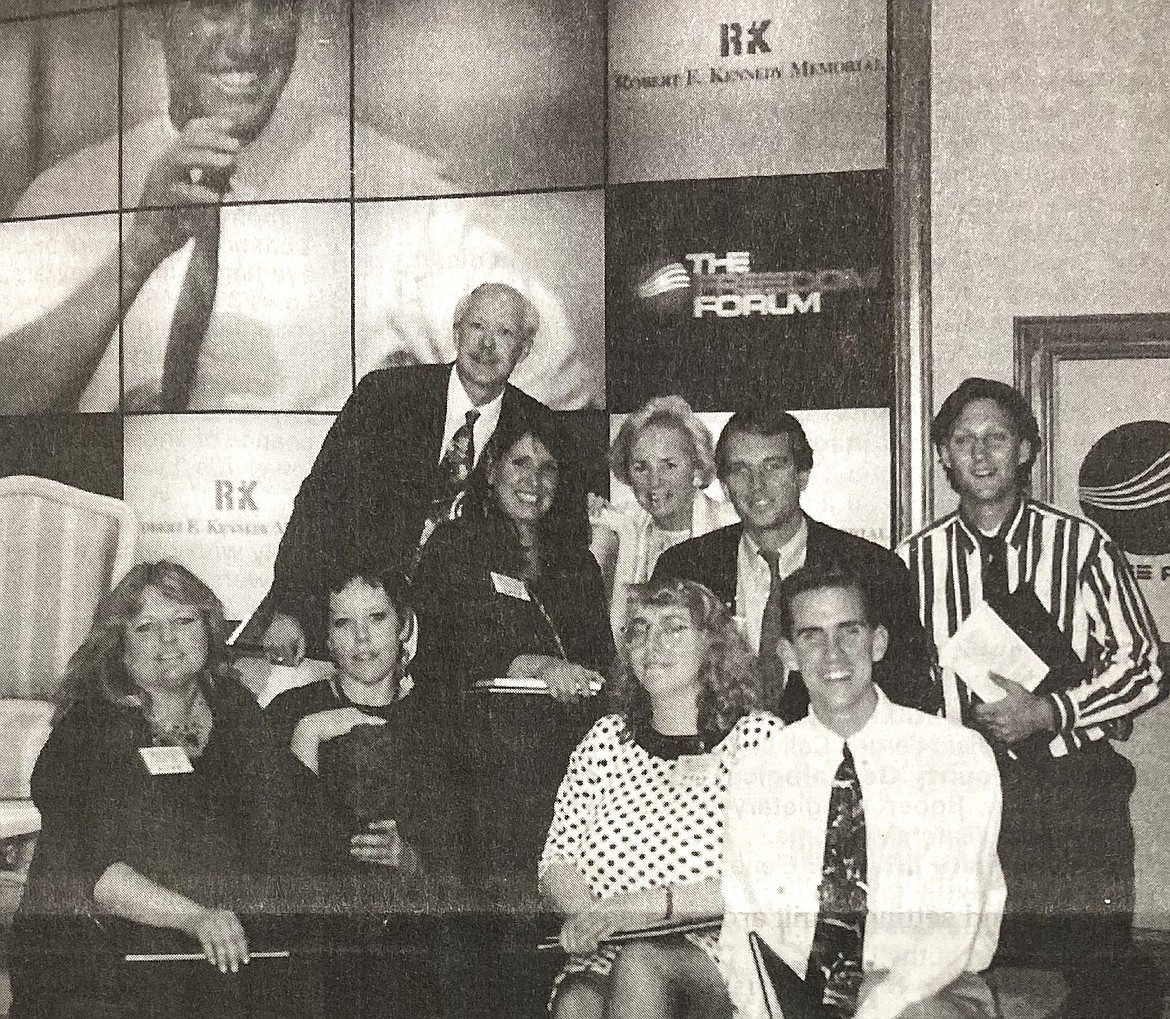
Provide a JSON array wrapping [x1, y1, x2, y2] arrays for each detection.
[[608, 577, 765, 747], [609, 395, 718, 491], [54, 561, 235, 721]]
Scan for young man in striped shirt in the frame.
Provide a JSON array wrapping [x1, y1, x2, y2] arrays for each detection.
[[898, 377, 1163, 1019]]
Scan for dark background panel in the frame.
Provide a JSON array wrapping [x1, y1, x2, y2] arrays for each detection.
[[606, 171, 893, 413], [0, 413, 124, 497]]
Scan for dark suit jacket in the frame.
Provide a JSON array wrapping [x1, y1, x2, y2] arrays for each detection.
[[264, 363, 552, 652], [652, 518, 938, 720]]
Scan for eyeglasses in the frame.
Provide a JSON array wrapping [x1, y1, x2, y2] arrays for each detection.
[[622, 620, 698, 649]]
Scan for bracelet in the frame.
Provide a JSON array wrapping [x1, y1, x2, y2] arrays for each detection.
[[663, 883, 674, 922]]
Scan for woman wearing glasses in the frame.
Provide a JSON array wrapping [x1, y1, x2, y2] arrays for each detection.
[[539, 577, 782, 1019]]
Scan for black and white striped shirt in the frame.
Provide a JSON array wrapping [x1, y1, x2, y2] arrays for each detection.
[[898, 499, 1163, 757]]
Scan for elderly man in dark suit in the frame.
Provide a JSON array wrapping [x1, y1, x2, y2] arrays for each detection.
[[653, 407, 936, 721], [262, 281, 553, 662]]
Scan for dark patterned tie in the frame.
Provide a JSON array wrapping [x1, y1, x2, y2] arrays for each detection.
[[806, 742, 867, 1017], [413, 409, 481, 568], [159, 206, 221, 412], [441, 408, 480, 489], [757, 548, 785, 663]]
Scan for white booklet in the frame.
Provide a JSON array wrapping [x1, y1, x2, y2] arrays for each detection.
[[938, 600, 1049, 703]]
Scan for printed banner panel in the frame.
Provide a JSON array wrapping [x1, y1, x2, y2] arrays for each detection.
[[609, 0, 885, 183], [124, 414, 333, 623], [355, 0, 604, 195], [0, 7, 118, 219], [606, 172, 892, 414], [355, 191, 606, 412]]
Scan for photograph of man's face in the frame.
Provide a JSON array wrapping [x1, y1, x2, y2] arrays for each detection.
[[153, 0, 301, 142]]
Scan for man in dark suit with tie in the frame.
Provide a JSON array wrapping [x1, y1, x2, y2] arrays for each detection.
[[652, 407, 935, 720], [262, 282, 553, 662]]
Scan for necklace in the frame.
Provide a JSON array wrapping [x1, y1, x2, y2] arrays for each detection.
[[146, 684, 212, 758]]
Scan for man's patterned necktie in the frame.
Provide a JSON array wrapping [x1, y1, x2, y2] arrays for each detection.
[[413, 408, 480, 568], [806, 741, 868, 1017]]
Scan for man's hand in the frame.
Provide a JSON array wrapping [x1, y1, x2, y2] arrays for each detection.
[[350, 819, 419, 870], [537, 661, 605, 705], [125, 116, 241, 270], [263, 612, 307, 667], [187, 907, 250, 974], [973, 674, 1058, 744]]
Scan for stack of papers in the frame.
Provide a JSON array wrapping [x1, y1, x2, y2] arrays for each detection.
[[939, 601, 1049, 703]]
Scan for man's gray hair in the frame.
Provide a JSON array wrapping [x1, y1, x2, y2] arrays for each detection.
[[453, 282, 540, 341]]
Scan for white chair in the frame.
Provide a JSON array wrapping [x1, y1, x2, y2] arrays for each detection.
[[0, 475, 136, 918]]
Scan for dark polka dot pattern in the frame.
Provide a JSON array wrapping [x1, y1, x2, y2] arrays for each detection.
[[540, 711, 783, 983]]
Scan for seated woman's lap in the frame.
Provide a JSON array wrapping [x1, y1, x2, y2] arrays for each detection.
[[553, 937, 731, 1019]]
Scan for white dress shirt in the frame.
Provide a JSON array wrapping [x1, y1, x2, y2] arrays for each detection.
[[735, 517, 808, 655], [439, 366, 504, 467], [720, 689, 1005, 1019]]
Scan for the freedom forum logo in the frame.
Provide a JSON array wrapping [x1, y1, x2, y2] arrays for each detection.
[[636, 251, 880, 318]]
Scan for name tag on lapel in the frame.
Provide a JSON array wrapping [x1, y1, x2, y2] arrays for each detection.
[[491, 572, 531, 601], [139, 746, 194, 776], [670, 754, 720, 788]]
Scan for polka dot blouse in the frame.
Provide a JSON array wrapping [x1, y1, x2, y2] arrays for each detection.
[[539, 711, 784, 983]]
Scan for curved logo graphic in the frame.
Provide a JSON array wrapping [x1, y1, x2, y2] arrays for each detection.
[[1079, 420, 1170, 555], [635, 251, 880, 319]]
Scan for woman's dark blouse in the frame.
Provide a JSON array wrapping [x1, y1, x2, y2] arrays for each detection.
[[409, 517, 615, 894], [265, 678, 460, 878], [19, 679, 348, 922], [411, 516, 615, 697]]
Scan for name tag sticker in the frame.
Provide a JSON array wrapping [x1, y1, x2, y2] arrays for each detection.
[[491, 572, 531, 601], [139, 745, 194, 776], [671, 754, 719, 788]]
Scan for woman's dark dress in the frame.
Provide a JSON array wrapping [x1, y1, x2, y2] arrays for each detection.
[[9, 679, 350, 1019], [410, 517, 615, 897]]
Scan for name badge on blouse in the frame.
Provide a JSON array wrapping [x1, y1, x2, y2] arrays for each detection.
[[671, 754, 719, 788], [491, 572, 530, 601], [139, 745, 194, 776]]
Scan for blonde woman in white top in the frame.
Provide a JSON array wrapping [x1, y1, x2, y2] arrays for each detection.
[[591, 396, 738, 637]]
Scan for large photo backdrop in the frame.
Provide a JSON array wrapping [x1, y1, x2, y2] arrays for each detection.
[[0, 0, 891, 629]]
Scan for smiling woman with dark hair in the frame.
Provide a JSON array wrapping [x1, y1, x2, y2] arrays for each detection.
[[410, 412, 614, 894]]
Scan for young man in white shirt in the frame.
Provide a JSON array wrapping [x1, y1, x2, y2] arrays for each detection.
[[720, 562, 1005, 1019]]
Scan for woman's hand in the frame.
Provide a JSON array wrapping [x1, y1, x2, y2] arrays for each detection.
[[290, 708, 385, 774], [559, 888, 662, 955], [350, 819, 419, 871], [189, 907, 250, 974], [300, 707, 386, 743], [537, 661, 605, 704]]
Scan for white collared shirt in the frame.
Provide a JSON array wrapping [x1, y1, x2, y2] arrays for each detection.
[[720, 689, 1005, 1019], [439, 366, 504, 468], [735, 516, 808, 655]]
